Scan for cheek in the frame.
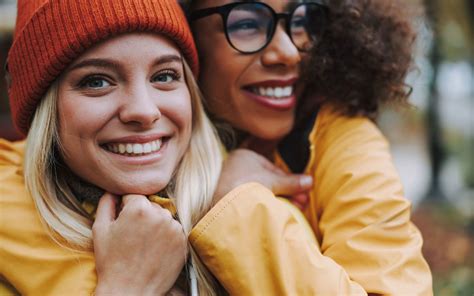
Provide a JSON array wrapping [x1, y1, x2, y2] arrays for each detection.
[[58, 95, 84, 148], [199, 56, 242, 114], [198, 41, 239, 93], [166, 89, 193, 144], [179, 102, 193, 143], [58, 99, 95, 140], [57, 93, 111, 157]]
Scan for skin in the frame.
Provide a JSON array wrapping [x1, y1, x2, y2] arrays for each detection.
[[57, 33, 190, 295], [94, 194, 186, 296], [192, 0, 302, 141], [58, 33, 192, 196], [214, 149, 312, 208], [192, 0, 312, 207]]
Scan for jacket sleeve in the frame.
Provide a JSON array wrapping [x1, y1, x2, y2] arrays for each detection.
[[189, 183, 367, 295], [0, 139, 97, 296], [307, 113, 433, 295]]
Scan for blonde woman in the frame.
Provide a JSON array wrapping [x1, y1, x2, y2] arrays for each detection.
[[0, 0, 227, 294]]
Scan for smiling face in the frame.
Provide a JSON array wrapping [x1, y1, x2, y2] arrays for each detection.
[[191, 0, 302, 140], [57, 33, 192, 195]]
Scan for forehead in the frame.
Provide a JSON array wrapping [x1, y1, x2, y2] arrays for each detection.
[[81, 33, 179, 57], [192, 0, 300, 11]]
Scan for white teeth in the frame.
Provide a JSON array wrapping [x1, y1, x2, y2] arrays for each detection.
[[266, 87, 274, 97], [154, 140, 162, 151], [274, 87, 283, 97], [119, 144, 126, 154], [133, 143, 143, 154], [255, 86, 293, 98], [143, 143, 152, 153], [105, 139, 163, 156]]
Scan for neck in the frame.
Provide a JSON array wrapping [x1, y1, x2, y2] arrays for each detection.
[[62, 168, 105, 204]]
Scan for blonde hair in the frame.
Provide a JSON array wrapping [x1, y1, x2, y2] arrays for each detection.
[[24, 60, 222, 295]]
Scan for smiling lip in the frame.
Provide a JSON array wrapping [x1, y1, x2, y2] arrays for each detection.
[[242, 77, 299, 111], [244, 78, 299, 88], [101, 134, 168, 144], [100, 133, 171, 165]]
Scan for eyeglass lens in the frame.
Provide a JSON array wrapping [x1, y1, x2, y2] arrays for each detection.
[[225, 3, 324, 53]]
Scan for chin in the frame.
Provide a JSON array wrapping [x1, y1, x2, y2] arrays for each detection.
[[105, 179, 169, 196], [250, 120, 294, 141]]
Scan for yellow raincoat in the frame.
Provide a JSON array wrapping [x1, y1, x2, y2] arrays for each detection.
[[191, 104, 432, 295], [0, 104, 432, 295]]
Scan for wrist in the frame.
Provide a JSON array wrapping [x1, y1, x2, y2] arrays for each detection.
[[95, 281, 138, 296], [95, 281, 168, 296]]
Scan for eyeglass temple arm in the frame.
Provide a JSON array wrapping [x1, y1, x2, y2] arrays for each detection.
[[189, 7, 220, 21]]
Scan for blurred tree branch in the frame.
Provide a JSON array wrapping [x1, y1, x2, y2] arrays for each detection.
[[423, 0, 446, 201]]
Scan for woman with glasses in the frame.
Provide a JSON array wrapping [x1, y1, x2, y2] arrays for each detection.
[[181, 0, 433, 294]]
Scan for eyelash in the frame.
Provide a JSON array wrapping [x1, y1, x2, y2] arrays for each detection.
[[77, 75, 111, 89], [152, 69, 181, 83], [76, 68, 182, 90]]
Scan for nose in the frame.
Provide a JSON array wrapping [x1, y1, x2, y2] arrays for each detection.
[[261, 25, 301, 68], [119, 83, 161, 128]]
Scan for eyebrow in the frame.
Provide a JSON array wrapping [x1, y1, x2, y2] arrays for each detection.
[[68, 58, 121, 72], [151, 54, 183, 67], [68, 54, 183, 72]]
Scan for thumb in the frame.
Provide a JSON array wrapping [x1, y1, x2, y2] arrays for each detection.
[[272, 174, 313, 197], [94, 193, 118, 232]]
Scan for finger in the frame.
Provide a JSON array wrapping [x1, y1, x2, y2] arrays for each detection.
[[272, 175, 313, 197], [298, 175, 313, 191], [291, 192, 309, 206], [94, 193, 119, 230], [291, 200, 305, 211], [259, 157, 287, 176], [121, 194, 149, 208], [290, 193, 309, 210], [120, 194, 151, 217]]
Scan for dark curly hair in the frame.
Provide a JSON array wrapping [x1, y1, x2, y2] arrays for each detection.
[[182, 0, 418, 121], [300, 0, 418, 121]]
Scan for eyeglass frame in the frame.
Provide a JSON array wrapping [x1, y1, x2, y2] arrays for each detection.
[[189, 1, 329, 54]]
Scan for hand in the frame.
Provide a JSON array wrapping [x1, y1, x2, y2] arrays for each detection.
[[93, 193, 187, 296], [214, 149, 313, 209]]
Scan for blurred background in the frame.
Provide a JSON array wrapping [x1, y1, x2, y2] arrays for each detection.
[[0, 0, 472, 294]]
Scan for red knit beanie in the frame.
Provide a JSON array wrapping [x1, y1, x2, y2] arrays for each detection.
[[7, 0, 198, 136]]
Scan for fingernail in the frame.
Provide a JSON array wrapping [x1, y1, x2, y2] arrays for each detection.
[[300, 176, 313, 187]]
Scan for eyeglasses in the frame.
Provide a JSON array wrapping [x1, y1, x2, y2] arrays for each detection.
[[189, 1, 329, 54]]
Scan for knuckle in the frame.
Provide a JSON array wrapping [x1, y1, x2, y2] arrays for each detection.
[[158, 207, 173, 220], [296, 178, 304, 191], [91, 223, 102, 237], [127, 200, 153, 219], [149, 207, 172, 227], [171, 219, 184, 232], [168, 220, 185, 238], [173, 227, 187, 246]]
